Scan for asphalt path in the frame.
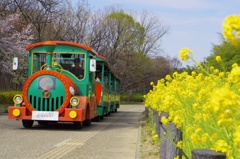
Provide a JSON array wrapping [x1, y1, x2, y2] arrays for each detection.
[[0, 104, 144, 159]]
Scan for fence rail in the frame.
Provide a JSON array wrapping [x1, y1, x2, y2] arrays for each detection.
[[145, 108, 226, 159]]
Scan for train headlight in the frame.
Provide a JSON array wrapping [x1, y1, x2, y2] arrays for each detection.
[[13, 94, 23, 104], [69, 86, 75, 95], [70, 97, 80, 106]]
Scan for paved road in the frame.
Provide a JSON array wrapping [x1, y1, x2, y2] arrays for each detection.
[[0, 104, 144, 159]]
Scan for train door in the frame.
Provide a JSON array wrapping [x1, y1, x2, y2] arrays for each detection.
[[86, 57, 97, 121]]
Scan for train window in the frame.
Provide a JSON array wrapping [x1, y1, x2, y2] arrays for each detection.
[[32, 53, 47, 73], [59, 53, 85, 80], [31, 53, 85, 80]]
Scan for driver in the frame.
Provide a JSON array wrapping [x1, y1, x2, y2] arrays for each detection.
[[70, 58, 84, 79]]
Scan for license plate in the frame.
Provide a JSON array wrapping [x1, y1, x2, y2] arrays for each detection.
[[32, 111, 59, 121]]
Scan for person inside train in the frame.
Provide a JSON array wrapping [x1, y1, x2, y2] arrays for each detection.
[[95, 72, 101, 82], [104, 76, 108, 85], [70, 58, 84, 79]]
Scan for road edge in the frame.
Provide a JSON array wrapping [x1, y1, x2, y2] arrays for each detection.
[[135, 111, 144, 159]]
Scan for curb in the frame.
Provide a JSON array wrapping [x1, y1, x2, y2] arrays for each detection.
[[135, 111, 144, 159]]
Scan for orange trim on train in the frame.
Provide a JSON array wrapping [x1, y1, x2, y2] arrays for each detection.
[[22, 70, 78, 114], [97, 55, 107, 61], [8, 107, 84, 122], [8, 96, 89, 122], [25, 41, 97, 55], [95, 83, 102, 105], [43, 41, 57, 46]]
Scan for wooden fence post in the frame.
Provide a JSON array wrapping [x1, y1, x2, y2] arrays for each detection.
[[192, 149, 226, 159], [153, 109, 160, 137], [159, 112, 168, 159], [145, 107, 149, 117], [159, 112, 182, 159]]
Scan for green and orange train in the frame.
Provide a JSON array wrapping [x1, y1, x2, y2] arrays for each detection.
[[8, 41, 120, 129]]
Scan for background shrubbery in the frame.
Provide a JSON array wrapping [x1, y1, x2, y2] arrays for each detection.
[[0, 91, 21, 105], [120, 92, 144, 103]]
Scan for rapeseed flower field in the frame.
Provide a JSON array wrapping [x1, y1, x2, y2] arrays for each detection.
[[144, 15, 240, 159]]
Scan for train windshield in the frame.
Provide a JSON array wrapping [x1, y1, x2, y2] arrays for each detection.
[[32, 52, 85, 79]]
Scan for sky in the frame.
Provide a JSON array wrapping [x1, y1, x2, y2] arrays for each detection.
[[87, 0, 240, 66]]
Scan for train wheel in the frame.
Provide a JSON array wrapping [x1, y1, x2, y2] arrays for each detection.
[[37, 121, 48, 126], [100, 115, 104, 120], [73, 122, 83, 129], [84, 119, 91, 126], [114, 109, 117, 112], [93, 116, 100, 122], [22, 120, 34, 128]]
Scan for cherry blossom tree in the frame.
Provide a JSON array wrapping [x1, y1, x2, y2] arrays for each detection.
[[0, 13, 33, 90]]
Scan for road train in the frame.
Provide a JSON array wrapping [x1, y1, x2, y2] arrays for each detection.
[[8, 41, 120, 129]]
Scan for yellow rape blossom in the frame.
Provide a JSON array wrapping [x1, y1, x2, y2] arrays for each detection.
[[223, 15, 240, 45], [161, 116, 169, 125], [201, 133, 209, 143], [213, 69, 219, 75], [179, 48, 192, 61], [145, 44, 240, 158], [190, 133, 201, 145], [228, 66, 240, 83], [191, 71, 197, 77], [212, 140, 232, 156], [232, 63, 238, 68], [219, 72, 225, 78], [215, 56, 222, 63], [234, 125, 240, 146], [165, 74, 172, 81], [152, 134, 159, 142], [210, 66, 215, 72], [176, 141, 183, 149], [174, 156, 179, 159]]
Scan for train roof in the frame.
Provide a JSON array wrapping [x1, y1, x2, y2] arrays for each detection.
[[25, 41, 98, 56], [97, 55, 120, 81], [26, 41, 120, 81]]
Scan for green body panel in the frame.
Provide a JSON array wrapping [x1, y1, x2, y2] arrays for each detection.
[[28, 75, 66, 111], [95, 56, 120, 116], [28, 44, 93, 97]]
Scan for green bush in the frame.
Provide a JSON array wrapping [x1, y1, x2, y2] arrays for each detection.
[[121, 92, 144, 103], [0, 91, 21, 104]]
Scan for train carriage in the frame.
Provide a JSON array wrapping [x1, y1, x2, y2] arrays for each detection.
[[8, 41, 120, 129], [95, 56, 120, 119]]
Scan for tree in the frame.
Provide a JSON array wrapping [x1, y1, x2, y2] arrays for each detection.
[[13, 0, 65, 41], [0, 1, 171, 93], [0, 13, 33, 90], [138, 11, 169, 56], [59, 0, 92, 43], [168, 56, 182, 70], [86, 9, 170, 93], [205, 34, 240, 71], [89, 10, 146, 66]]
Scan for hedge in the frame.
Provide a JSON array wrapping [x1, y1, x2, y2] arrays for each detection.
[[0, 91, 21, 105]]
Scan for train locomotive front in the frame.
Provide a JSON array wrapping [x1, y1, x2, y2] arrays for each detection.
[[8, 41, 99, 128]]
